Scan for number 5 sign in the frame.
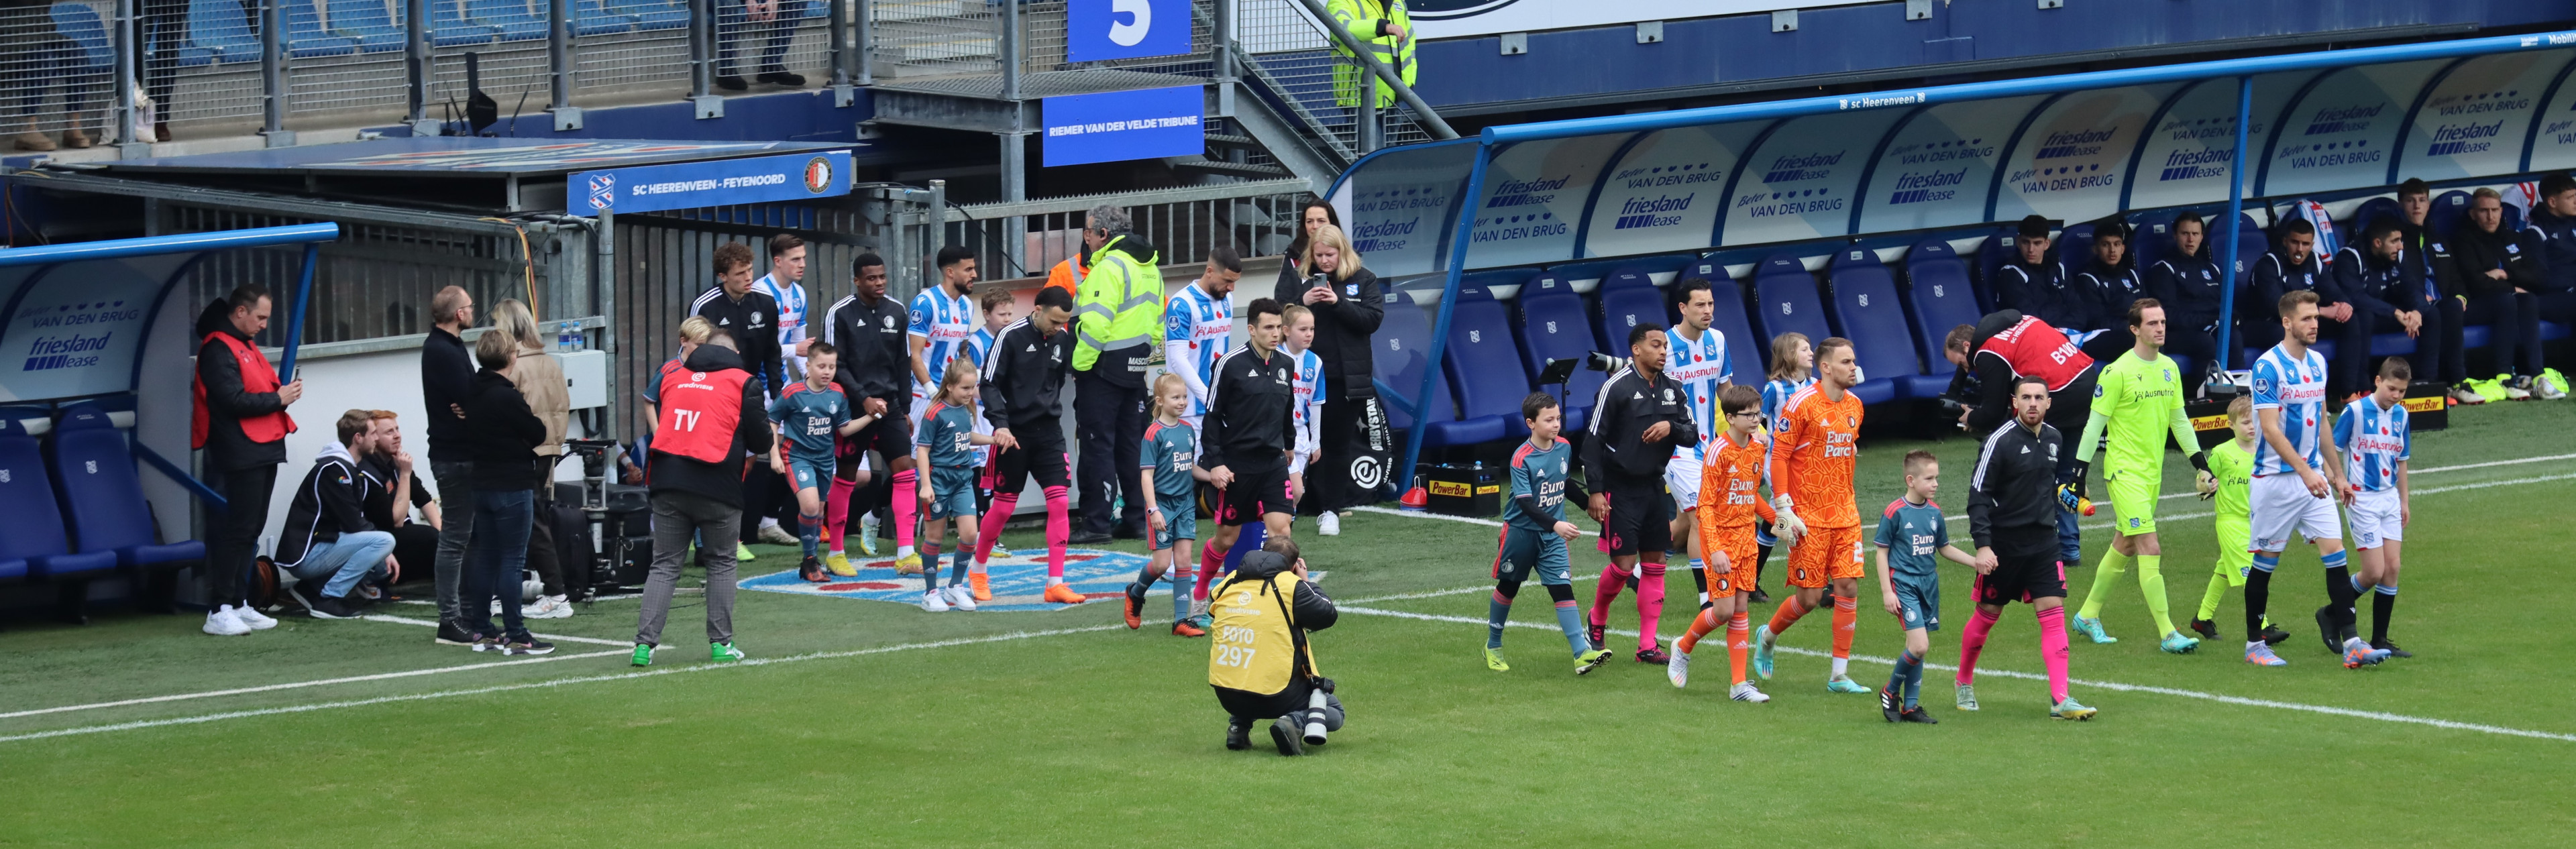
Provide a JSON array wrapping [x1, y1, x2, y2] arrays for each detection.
[[1068, 0, 1190, 62]]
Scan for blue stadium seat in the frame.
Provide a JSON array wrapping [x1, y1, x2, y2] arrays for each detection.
[[1750, 253, 1832, 361], [184, 0, 262, 64], [1595, 267, 1673, 359], [2428, 190, 2472, 239], [607, 0, 688, 30], [574, 0, 636, 36], [48, 403, 205, 594], [1438, 284, 1534, 446], [1515, 272, 1607, 432], [425, 0, 502, 45], [464, 0, 549, 42], [1822, 247, 1916, 404], [2347, 196, 2404, 243], [1373, 291, 1460, 443], [283, 0, 359, 56], [47, 3, 116, 72], [325, 0, 409, 52], [0, 416, 117, 589], [1972, 229, 2016, 313], [1683, 258, 1767, 388], [1901, 237, 1984, 398], [2057, 223, 2096, 272]]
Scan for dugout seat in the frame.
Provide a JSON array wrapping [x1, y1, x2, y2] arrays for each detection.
[[0, 414, 119, 622], [1682, 257, 1767, 388], [1822, 247, 1915, 404], [1595, 267, 1672, 360], [1901, 237, 1984, 398], [2057, 223, 2097, 275], [2428, 190, 2472, 239], [1750, 253, 1832, 362], [50, 403, 203, 612], [1515, 272, 1606, 431], [1437, 283, 1534, 445], [2347, 196, 2405, 243], [1374, 291, 1460, 443]]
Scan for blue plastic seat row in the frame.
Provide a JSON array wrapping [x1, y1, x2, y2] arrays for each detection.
[[0, 403, 205, 622]]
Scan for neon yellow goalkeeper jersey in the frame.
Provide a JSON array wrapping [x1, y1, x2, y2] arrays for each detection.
[[2090, 350, 2188, 479]]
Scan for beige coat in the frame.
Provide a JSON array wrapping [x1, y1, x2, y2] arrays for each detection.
[[511, 342, 572, 457]]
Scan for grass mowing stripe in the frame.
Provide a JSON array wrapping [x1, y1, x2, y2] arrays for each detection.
[[2145, 451, 2576, 501], [358, 614, 634, 646], [0, 649, 634, 720], [2080, 471, 2576, 531], [0, 625, 1125, 744], [1339, 605, 2576, 743]]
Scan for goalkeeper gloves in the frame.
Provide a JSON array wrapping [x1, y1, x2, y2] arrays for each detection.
[[2057, 461, 2090, 515], [2190, 450, 2218, 500], [1770, 495, 1807, 543]]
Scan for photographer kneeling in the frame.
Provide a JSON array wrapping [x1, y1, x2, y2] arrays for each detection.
[[1209, 538, 1343, 755]]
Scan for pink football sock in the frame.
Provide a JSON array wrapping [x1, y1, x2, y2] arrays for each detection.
[[1042, 485, 1070, 579], [2035, 606, 2072, 704], [1589, 563, 1627, 628], [891, 469, 917, 551], [825, 476, 857, 551], [1957, 607, 1999, 687], [1195, 543, 1225, 600], [1633, 561, 1666, 651], [977, 492, 1018, 565]]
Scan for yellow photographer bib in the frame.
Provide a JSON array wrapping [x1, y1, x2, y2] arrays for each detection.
[[1207, 573, 1313, 695]]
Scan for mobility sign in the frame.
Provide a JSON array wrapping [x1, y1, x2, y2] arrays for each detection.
[[1043, 85, 1205, 167], [570, 150, 853, 215], [1067, 0, 1191, 62]]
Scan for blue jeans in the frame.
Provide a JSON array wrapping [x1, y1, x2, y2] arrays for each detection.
[[464, 488, 535, 639], [288, 530, 396, 600]]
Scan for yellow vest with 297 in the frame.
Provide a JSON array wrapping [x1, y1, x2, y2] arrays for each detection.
[[1073, 235, 1165, 374], [1207, 572, 1318, 695]]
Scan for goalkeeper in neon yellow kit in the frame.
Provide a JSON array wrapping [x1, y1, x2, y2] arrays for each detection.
[[2063, 300, 2216, 654]]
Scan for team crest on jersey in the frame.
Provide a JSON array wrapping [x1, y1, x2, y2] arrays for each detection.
[[1845, 415, 1856, 427], [753, 311, 764, 323], [884, 316, 897, 329]]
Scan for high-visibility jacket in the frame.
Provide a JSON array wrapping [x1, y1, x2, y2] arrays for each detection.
[[1073, 234, 1165, 384], [192, 330, 295, 449], [1207, 569, 1316, 695], [1045, 253, 1085, 298], [1327, 0, 1415, 109]]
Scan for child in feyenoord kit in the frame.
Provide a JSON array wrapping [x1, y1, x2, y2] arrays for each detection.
[[1484, 393, 1614, 675], [1668, 384, 1776, 702], [1872, 451, 1978, 724], [767, 343, 877, 581], [914, 359, 994, 612], [1129, 373, 1213, 634]]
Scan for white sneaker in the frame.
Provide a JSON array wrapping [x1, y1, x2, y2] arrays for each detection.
[[2451, 385, 2486, 405], [232, 604, 278, 630], [202, 606, 251, 636], [524, 594, 574, 619], [1317, 511, 1341, 536], [922, 589, 950, 612], [858, 514, 881, 556], [2541, 380, 2569, 400], [944, 584, 977, 612], [1729, 681, 1772, 703], [2504, 380, 2534, 400]]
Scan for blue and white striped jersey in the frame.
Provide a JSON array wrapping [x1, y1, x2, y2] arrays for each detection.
[[1759, 376, 1813, 486], [907, 286, 977, 393], [1664, 325, 1731, 463], [2332, 394, 2411, 492], [1289, 347, 1324, 457], [1164, 281, 1234, 417], [2249, 344, 2330, 476]]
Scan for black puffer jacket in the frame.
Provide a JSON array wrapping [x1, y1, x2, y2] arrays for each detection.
[[1273, 266, 1386, 399], [461, 368, 547, 492]]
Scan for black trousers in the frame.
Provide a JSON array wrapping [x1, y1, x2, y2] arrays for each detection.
[[1310, 392, 1390, 512], [2428, 295, 2467, 386], [205, 462, 279, 607], [737, 459, 790, 543], [529, 480, 562, 596], [136, 0, 186, 108], [1215, 679, 1346, 728], [1073, 370, 1148, 534], [2366, 310, 2445, 390], [2466, 291, 2539, 378], [390, 523, 441, 585]]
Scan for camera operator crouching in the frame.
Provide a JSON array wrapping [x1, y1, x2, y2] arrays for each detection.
[[1209, 538, 1344, 756]]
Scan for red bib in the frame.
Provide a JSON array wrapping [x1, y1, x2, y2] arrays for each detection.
[[1977, 316, 2093, 392], [653, 365, 750, 464], [192, 331, 297, 449]]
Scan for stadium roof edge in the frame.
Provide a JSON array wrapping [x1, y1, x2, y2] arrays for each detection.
[[1480, 29, 2576, 146]]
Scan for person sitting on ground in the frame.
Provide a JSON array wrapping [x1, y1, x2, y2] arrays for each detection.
[[273, 410, 400, 620], [1208, 537, 1343, 756]]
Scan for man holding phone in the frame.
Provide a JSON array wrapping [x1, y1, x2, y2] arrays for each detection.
[[194, 284, 304, 636]]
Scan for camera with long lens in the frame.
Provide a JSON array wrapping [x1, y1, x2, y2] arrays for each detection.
[[1586, 351, 1630, 373]]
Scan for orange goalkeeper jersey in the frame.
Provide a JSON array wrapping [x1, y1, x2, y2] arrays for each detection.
[[1696, 429, 1776, 528], [1769, 384, 1864, 528]]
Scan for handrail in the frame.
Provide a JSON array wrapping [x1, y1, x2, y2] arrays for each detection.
[[1287, 0, 1457, 141], [943, 177, 1313, 221]]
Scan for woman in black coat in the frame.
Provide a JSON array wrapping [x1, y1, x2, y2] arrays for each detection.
[[1273, 223, 1387, 528]]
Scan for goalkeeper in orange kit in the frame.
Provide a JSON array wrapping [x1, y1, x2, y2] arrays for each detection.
[[1667, 385, 1775, 703]]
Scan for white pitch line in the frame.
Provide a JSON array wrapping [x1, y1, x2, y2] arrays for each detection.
[[0, 648, 632, 721], [1343, 587, 1494, 604], [0, 625, 1125, 744], [358, 614, 633, 646], [1338, 606, 2576, 743]]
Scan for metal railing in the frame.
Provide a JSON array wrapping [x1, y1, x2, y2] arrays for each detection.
[[1234, 0, 1432, 160], [941, 177, 1311, 280]]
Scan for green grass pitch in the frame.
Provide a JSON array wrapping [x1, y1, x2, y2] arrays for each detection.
[[4, 402, 2572, 846]]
